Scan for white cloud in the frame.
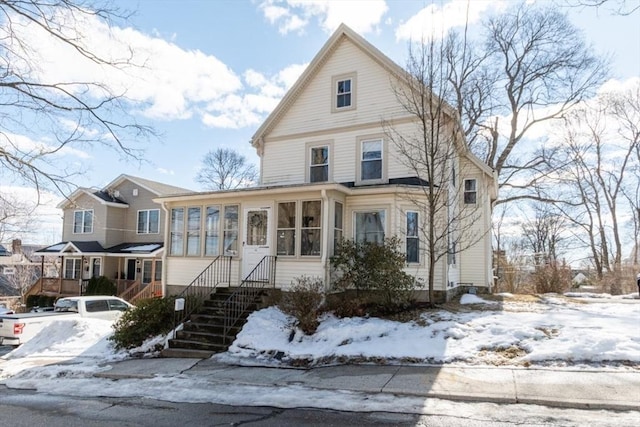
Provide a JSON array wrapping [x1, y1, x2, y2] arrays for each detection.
[[0, 132, 91, 160], [395, 0, 508, 42], [156, 168, 175, 176], [259, 0, 388, 35]]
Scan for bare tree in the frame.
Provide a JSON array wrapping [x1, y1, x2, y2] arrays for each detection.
[[0, 193, 36, 243], [550, 84, 639, 280], [562, 0, 640, 15], [0, 0, 153, 199], [519, 203, 567, 266], [448, 4, 608, 205], [195, 148, 258, 190], [385, 36, 485, 305]]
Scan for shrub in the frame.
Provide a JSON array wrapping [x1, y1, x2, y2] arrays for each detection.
[[26, 294, 56, 309], [109, 297, 175, 350], [85, 276, 116, 296], [532, 263, 572, 294], [279, 276, 324, 335], [330, 236, 416, 309]]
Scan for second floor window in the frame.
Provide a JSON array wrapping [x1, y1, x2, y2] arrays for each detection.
[[464, 179, 477, 204], [73, 210, 93, 234], [310, 146, 329, 183], [361, 139, 382, 181], [137, 209, 160, 234]]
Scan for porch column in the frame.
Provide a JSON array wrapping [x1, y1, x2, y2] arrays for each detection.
[[58, 256, 64, 294]]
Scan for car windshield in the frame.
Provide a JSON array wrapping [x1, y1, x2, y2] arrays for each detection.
[[54, 299, 78, 312]]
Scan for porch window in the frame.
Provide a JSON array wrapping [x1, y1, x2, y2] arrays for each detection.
[[64, 258, 81, 279], [170, 208, 184, 256], [73, 210, 93, 234], [355, 210, 385, 244], [406, 211, 419, 263], [142, 260, 152, 284], [277, 202, 296, 256], [137, 209, 160, 234], [464, 179, 477, 204], [223, 205, 239, 255], [186, 207, 201, 256], [333, 201, 343, 254], [204, 206, 220, 256], [310, 146, 329, 183], [301, 200, 321, 256], [154, 260, 162, 281], [361, 139, 382, 181]]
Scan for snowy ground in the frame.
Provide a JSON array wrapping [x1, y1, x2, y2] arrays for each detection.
[[0, 292, 638, 422], [1, 292, 638, 381]]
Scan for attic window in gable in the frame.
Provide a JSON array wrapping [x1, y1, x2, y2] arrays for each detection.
[[331, 73, 356, 112]]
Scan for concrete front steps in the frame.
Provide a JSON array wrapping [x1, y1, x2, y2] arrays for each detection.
[[161, 287, 264, 359]]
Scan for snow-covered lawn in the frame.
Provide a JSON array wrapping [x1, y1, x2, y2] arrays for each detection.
[[1, 292, 638, 383]]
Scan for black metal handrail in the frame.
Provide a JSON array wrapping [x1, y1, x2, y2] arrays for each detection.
[[173, 256, 232, 333], [222, 255, 277, 343]]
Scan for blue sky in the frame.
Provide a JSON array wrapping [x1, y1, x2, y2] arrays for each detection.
[[3, 0, 639, 244]]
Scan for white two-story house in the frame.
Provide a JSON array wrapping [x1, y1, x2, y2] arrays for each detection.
[[32, 175, 192, 301], [156, 24, 497, 302]]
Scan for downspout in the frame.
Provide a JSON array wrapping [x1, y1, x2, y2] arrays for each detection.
[[160, 201, 170, 298], [321, 189, 330, 290]]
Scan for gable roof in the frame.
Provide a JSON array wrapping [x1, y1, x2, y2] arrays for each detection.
[[57, 174, 193, 209]]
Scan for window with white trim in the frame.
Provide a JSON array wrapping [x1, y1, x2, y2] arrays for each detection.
[[336, 78, 352, 108], [204, 206, 220, 256], [355, 210, 385, 244], [361, 139, 382, 181], [223, 205, 239, 255], [406, 211, 419, 263], [64, 258, 82, 279], [137, 209, 160, 234], [169, 208, 184, 256], [333, 202, 343, 254], [73, 210, 93, 234], [186, 207, 201, 256], [277, 202, 296, 256], [448, 242, 457, 265], [301, 201, 321, 256], [464, 179, 477, 204], [309, 146, 329, 183]]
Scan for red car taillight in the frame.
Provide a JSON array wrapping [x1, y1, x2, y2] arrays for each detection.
[[13, 323, 25, 335]]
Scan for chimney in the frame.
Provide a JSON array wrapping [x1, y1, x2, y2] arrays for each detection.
[[12, 239, 22, 254]]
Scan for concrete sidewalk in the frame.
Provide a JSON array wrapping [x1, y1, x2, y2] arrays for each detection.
[[95, 358, 640, 412]]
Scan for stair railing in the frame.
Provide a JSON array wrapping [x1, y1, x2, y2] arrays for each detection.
[[222, 255, 276, 344], [173, 255, 232, 333]]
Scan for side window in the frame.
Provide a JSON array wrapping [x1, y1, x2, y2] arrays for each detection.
[[464, 179, 477, 204], [204, 206, 220, 256], [406, 211, 419, 263], [333, 201, 343, 254], [108, 299, 130, 312], [170, 207, 184, 256], [354, 210, 385, 244], [186, 207, 202, 256], [85, 299, 109, 313], [301, 200, 321, 256], [223, 205, 239, 255]]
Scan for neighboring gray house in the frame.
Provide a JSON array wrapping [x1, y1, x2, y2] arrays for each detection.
[[32, 175, 192, 302]]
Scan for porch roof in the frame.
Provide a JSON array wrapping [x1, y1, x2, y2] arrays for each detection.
[[33, 241, 163, 257]]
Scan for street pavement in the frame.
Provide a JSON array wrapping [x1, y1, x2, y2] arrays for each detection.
[[93, 357, 640, 412]]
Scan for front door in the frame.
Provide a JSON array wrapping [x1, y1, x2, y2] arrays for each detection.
[[126, 258, 136, 281], [242, 207, 270, 279]]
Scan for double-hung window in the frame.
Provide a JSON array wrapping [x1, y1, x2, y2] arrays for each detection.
[[137, 209, 159, 234], [64, 258, 82, 279], [355, 210, 385, 244], [361, 139, 382, 181], [277, 202, 296, 256], [204, 206, 220, 256], [223, 205, 239, 255], [310, 146, 329, 183], [464, 179, 477, 204], [336, 78, 351, 108], [169, 208, 184, 256], [333, 202, 343, 254], [73, 210, 93, 234], [186, 207, 201, 256], [301, 201, 321, 256], [406, 211, 419, 263]]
